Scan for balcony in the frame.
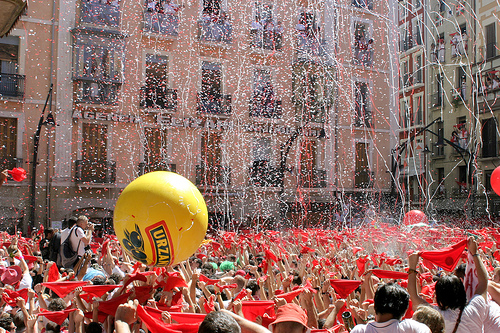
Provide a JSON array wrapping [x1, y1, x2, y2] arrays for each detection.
[[250, 30, 283, 51], [352, 0, 373, 10], [80, 1, 120, 28], [249, 161, 282, 187], [75, 80, 119, 105], [197, 93, 231, 115], [75, 160, 116, 184], [354, 170, 373, 188], [451, 87, 467, 107], [296, 37, 328, 61], [486, 42, 497, 59], [140, 87, 177, 111], [249, 99, 282, 119], [195, 165, 230, 187], [143, 11, 179, 36], [0, 74, 25, 99], [354, 106, 372, 128], [299, 169, 326, 188], [197, 18, 232, 44], [0, 157, 23, 172], [431, 92, 443, 107], [139, 162, 176, 175]]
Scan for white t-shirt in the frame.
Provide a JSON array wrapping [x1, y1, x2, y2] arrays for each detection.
[[483, 297, 500, 332], [69, 226, 86, 256], [435, 294, 487, 333], [351, 319, 430, 333]]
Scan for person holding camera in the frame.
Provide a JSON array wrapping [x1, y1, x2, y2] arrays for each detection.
[[69, 215, 94, 258]]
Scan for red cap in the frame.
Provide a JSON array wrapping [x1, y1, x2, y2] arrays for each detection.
[[270, 303, 308, 328]]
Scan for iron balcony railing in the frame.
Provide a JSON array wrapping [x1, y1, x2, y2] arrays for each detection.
[[250, 30, 283, 50], [138, 162, 176, 175], [197, 93, 231, 115], [299, 169, 327, 188], [75, 160, 116, 184], [80, 1, 120, 27], [197, 18, 232, 44], [75, 80, 119, 105], [140, 87, 177, 111], [249, 98, 282, 119], [249, 160, 282, 187], [195, 165, 231, 186], [0, 73, 25, 98], [143, 10, 179, 36]]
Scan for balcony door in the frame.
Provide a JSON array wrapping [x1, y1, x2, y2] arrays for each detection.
[[299, 138, 318, 187], [144, 54, 169, 108], [200, 61, 222, 113], [0, 36, 20, 97], [0, 117, 17, 170], [355, 142, 370, 188], [82, 123, 108, 181], [201, 132, 222, 184], [144, 127, 168, 172]]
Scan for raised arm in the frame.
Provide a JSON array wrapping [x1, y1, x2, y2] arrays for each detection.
[[407, 252, 427, 308]]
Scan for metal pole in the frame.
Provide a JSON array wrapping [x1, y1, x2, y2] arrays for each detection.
[[30, 84, 53, 231]]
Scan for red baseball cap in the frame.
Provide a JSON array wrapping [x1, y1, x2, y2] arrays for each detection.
[[270, 303, 308, 328]]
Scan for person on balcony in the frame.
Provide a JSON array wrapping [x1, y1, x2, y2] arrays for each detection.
[[251, 16, 263, 47]]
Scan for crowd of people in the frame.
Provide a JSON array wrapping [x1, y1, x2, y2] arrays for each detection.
[[1, 216, 500, 333]]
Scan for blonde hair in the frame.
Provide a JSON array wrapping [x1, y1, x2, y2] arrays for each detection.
[[412, 305, 445, 333]]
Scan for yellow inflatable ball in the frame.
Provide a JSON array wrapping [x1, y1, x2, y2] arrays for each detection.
[[114, 171, 208, 267]]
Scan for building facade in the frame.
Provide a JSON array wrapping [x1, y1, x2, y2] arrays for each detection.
[[0, 0, 397, 232]]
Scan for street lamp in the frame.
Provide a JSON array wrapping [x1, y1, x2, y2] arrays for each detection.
[[29, 84, 55, 231]]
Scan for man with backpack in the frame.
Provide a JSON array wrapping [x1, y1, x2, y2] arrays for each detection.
[[60, 215, 94, 268]]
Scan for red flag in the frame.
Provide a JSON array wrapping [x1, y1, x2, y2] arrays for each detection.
[[371, 269, 408, 280], [329, 280, 362, 299], [419, 239, 467, 271], [136, 305, 182, 333], [241, 301, 275, 322], [47, 263, 61, 282], [198, 274, 219, 285], [41, 281, 88, 298], [79, 285, 120, 302], [38, 308, 77, 325]]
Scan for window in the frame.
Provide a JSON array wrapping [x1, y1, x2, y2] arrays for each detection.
[[354, 81, 371, 127], [203, 0, 221, 16], [455, 67, 466, 101], [251, 69, 280, 118], [355, 142, 371, 188], [413, 95, 423, 126], [253, 137, 271, 162], [251, 3, 282, 50], [143, 127, 170, 172], [144, 0, 181, 35], [197, 132, 228, 186], [80, 0, 120, 27], [299, 138, 325, 188], [296, 10, 323, 57], [485, 170, 493, 192], [412, 16, 422, 46], [413, 54, 423, 84], [0, 36, 24, 98], [401, 60, 410, 87], [400, 98, 410, 129], [399, 23, 410, 52], [198, 61, 230, 114], [435, 121, 444, 156], [432, 73, 443, 107], [451, 25, 467, 57], [486, 23, 497, 59], [354, 22, 373, 66], [0, 117, 18, 170], [482, 118, 498, 158], [76, 123, 115, 183], [141, 54, 177, 110], [199, 0, 232, 43]]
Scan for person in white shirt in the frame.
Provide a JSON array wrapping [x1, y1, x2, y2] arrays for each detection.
[[69, 215, 94, 257]]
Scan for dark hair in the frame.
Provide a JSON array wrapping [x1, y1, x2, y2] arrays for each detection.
[[44, 228, 54, 237], [108, 273, 122, 285], [198, 311, 241, 333], [247, 280, 260, 296], [435, 275, 467, 311], [67, 216, 78, 228], [48, 298, 67, 311], [13, 311, 25, 331], [454, 264, 466, 280], [0, 317, 13, 331], [292, 274, 302, 286], [373, 283, 410, 320], [85, 322, 103, 333], [317, 318, 326, 329], [46, 321, 61, 333], [91, 276, 107, 286]]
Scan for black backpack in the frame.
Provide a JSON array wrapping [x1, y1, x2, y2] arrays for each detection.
[[60, 227, 82, 269]]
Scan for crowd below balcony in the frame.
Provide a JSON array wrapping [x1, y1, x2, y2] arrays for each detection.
[[250, 16, 283, 50], [353, 34, 374, 66]]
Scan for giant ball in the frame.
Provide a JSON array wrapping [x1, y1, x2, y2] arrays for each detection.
[[114, 171, 208, 267]]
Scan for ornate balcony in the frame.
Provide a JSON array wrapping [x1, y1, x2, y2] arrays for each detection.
[[196, 165, 231, 186], [140, 87, 177, 111], [139, 162, 176, 175], [143, 11, 179, 36], [80, 1, 120, 27], [197, 18, 232, 44], [0, 73, 25, 99], [249, 99, 282, 119], [75, 160, 116, 184], [299, 169, 327, 188], [197, 93, 231, 115], [249, 160, 282, 187]]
